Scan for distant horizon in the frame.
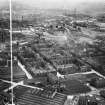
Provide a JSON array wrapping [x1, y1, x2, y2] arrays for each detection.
[[0, 0, 105, 16], [0, 0, 104, 10], [12, 0, 105, 10]]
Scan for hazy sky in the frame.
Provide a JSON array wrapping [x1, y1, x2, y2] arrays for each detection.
[[12, 0, 105, 9], [0, 0, 9, 7], [0, 0, 9, 4]]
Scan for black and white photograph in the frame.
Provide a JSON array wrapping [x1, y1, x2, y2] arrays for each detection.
[[1, 0, 105, 105]]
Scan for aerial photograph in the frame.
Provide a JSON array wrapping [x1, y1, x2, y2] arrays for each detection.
[[1, 0, 105, 105], [12, 0, 105, 105]]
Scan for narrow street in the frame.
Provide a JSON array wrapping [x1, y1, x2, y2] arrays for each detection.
[[18, 61, 33, 79]]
